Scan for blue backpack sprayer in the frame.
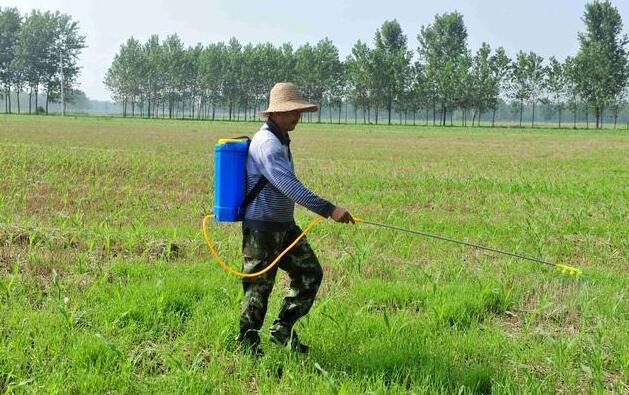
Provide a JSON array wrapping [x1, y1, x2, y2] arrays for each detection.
[[202, 138, 582, 278]]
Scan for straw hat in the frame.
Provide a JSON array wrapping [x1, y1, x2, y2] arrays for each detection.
[[260, 82, 318, 117]]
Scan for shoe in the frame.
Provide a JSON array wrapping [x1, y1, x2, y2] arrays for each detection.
[[236, 331, 264, 357], [269, 328, 310, 354]]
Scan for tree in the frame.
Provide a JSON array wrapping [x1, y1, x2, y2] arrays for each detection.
[[509, 51, 544, 127], [104, 51, 126, 114], [161, 34, 187, 118], [545, 56, 568, 127], [223, 37, 241, 120], [312, 38, 342, 123], [0, 7, 22, 113], [563, 56, 582, 128], [418, 12, 470, 126], [252, 42, 282, 114], [609, 85, 628, 128], [47, 12, 86, 113], [143, 35, 163, 118], [238, 43, 257, 120], [409, 62, 430, 125], [575, 0, 629, 128], [199, 42, 226, 120], [184, 43, 201, 119], [372, 20, 411, 125], [469, 43, 495, 126], [13, 10, 50, 114], [488, 47, 511, 127], [346, 40, 374, 124], [454, 51, 472, 126], [293, 43, 317, 122], [104, 37, 144, 117], [277, 43, 296, 83], [526, 52, 545, 127]]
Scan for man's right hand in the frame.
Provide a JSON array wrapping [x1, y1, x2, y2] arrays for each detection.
[[331, 206, 355, 224]]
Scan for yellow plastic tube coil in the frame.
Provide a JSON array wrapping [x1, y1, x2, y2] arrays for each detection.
[[201, 214, 324, 278]]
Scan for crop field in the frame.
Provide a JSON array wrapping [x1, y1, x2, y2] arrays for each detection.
[[0, 115, 627, 394]]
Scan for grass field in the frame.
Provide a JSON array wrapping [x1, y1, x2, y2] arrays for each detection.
[[0, 115, 627, 394]]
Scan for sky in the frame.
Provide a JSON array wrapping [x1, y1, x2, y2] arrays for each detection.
[[1, 0, 628, 101]]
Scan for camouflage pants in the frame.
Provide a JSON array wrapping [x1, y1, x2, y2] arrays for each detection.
[[239, 224, 323, 345]]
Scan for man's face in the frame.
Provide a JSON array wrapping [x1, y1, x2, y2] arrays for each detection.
[[273, 111, 301, 132]]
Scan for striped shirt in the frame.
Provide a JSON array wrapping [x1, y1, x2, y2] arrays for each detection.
[[243, 119, 336, 231]]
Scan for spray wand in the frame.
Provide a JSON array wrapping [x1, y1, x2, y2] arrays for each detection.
[[352, 217, 582, 277]]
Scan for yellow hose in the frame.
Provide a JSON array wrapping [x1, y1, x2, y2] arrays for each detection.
[[201, 214, 325, 278], [202, 214, 581, 278]]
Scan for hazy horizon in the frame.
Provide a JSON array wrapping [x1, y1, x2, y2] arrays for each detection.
[[1, 0, 628, 102]]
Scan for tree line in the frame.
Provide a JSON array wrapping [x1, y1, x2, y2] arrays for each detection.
[[0, 7, 86, 114], [102, 1, 627, 128], [2, 2, 627, 128]]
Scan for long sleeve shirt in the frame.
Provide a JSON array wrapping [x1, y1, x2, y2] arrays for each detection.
[[243, 119, 336, 231]]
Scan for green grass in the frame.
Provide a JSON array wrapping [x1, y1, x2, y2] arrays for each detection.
[[0, 114, 627, 394]]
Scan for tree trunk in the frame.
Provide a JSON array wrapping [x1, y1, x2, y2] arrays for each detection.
[[16, 89, 20, 114], [531, 101, 535, 128], [519, 100, 523, 127], [558, 108, 562, 128], [492, 108, 496, 127], [595, 106, 599, 129], [329, 101, 332, 123]]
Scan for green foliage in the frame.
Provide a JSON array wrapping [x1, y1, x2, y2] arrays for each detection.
[[3, 3, 629, 126], [3, 8, 85, 114], [417, 11, 470, 125], [575, 0, 629, 128]]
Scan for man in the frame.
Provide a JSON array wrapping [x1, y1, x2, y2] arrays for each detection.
[[237, 82, 354, 355]]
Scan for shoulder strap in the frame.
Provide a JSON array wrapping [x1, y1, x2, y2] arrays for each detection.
[[238, 134, 267, 208], [242, 176, 268, 208]]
